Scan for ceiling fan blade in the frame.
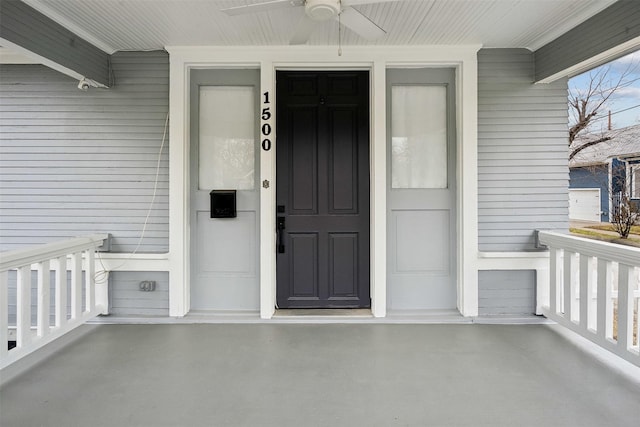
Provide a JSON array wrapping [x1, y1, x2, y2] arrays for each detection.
[[342, 0, 401, 6], [339, 7, 386, 41], [221, 0, 304, 16], [290, 15, 320, 45]]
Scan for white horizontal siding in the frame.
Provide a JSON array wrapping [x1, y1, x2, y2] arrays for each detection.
[[478, 48, 569, 252], [109, 271, 169, 317], [0, 51, 169, 253], [478, 270, 536, 316]]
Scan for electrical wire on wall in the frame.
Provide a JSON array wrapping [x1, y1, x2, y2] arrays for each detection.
[[94, 112, 169, 285], [338, 11, 342, 57]]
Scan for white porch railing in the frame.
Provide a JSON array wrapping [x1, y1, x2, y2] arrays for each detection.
[[0, 234, 109, 370], [538, 231, 640, 367]]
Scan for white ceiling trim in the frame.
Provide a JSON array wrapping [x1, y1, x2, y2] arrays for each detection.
[[19, 0, 621, 53], [165, 44, 483, 64], [0, 47, 38, 64], [524, 0, 617, 51]]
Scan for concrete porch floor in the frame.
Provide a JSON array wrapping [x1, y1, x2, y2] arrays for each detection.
[[1, 324, 639, 427]]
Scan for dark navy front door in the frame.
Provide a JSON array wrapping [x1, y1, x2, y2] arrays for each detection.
[[276, 71, 370, 308]]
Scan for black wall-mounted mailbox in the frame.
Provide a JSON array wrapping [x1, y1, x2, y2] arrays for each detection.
[[210, 190, 236, 218]]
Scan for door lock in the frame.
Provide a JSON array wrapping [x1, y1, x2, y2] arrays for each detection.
[[277, 217, 286, 253]]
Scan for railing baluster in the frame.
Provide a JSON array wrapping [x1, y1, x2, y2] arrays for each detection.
[[0, 271, 8, 360], [587, 256, 597, 331], [563, 251, 573, 320], [617, 264, 631, 350], [634, 268, 640, 349], [37, 260, 51, 338], [16, 266, 31, 348], [579, 254, 589, 330], [571, 253, 580, 322], [596, 258, 608, 341], [55, 255, 67, 328], [85, 250, 95, 313], [70, 252, 82, 321], [549, 248, 558, 315], [606, 262, 614, 340]]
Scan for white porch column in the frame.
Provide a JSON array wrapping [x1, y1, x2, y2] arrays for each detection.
[[457, 50, 479, 317], [167, 49, 189, 317], [371, 60, 387, 317], [260, 61, 276, 319]]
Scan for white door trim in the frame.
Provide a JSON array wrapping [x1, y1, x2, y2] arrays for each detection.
[[166, 46, 480, 318]]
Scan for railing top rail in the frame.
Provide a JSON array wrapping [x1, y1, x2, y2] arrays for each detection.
[[538, 230, 640, 267], [0, 234, 109, 272]]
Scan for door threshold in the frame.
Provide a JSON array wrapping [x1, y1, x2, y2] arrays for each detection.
[[274, 308, 373, 318]]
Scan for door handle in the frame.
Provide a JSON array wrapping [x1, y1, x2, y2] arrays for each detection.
[[277, 217, 286, 253]]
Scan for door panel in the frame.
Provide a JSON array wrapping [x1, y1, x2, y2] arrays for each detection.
[[329, 233, 359, 297], [393, 210, 449, 274], [196, 211, 256, 274], [387, 68, 457, 311], [190, 69, 260, 311], [290, 233, 319, 298], [289, 107, 318, 214], [276, 71, 370, 308], [329, 108, 359, 213]]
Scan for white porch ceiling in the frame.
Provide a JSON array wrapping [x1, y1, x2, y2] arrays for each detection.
[[21, 0, 617, 54]]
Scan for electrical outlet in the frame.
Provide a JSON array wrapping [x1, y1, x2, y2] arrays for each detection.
[[139, 281, 156, 292]]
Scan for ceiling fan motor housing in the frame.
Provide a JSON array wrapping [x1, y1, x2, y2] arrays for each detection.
[[305, 0, 341, 21]]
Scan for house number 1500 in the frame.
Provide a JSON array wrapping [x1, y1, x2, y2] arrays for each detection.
[[261, 91, 272, 151]]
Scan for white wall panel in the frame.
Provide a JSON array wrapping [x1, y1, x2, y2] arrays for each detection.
[[0, 51, 169, 253], [477, 48, 569, 252]]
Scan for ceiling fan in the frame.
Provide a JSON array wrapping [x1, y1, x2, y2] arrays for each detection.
[[221, 0, 400, 45]]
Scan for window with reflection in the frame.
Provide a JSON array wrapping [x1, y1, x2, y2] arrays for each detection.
[[199, 86, 255, 190], [391, 85, 447, 189]]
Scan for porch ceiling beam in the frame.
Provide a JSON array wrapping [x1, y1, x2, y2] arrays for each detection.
[[534, 1, 640, 83], [0, 0, 111, 87]]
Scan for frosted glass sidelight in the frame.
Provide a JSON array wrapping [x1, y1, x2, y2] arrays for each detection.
[[199, 86, 255, 190], [391, 85, 447, 188]]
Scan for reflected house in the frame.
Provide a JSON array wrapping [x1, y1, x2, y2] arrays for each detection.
[[569, 124, 640, 222]]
